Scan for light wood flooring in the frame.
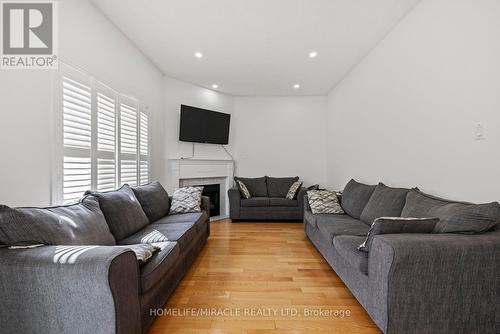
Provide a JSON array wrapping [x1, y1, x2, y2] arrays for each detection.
[[148, 219, 380, 334]]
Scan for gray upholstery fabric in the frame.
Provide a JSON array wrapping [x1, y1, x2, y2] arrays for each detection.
[[266, 176, 299, 198], [86, 185, 149, 241], [333, 235, 369, 274], [269, 198, 298, 207], [0, 246, 141, 334], [229, 186, 306, 221], [369, 230, 500, 333], [139, 241, 179, 292], [0, 196, 115, 246], [156, 212, 206, 224], [234, 177, 268, 197], [132, 181, 170, 222], [359, 183, 409, 224], [316, 215, 371, 243], [401, 190, 500, 233], [341, 179, 377, 219], [119, 222, 197, 252], [358, 217, 439, 252], [241, 197, 270, 207]]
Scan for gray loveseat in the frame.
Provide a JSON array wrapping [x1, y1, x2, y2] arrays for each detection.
[[229, 176, 307, 221], [0, 182, 210, 334], [304, 179, 500, 334]]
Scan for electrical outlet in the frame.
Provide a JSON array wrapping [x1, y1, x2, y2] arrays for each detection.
[[475, 123, 485, 140]]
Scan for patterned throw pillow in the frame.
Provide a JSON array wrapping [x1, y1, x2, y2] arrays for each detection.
[[169, 187, 203, 214], [307, 190, 344, 214], [236, 180, 251, 199], [286, 181, 303, 199], [358, 217, 440, 252]]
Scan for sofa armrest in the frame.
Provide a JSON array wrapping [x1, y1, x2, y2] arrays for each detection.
[[297, 187, 308, 215], [0, 246, 141, 334], [368, 232, 500, 333], [228, 187, 241, 219], [201, 195, 210, 218]]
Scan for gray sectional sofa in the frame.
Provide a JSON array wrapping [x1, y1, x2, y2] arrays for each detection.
[[0, 182, 210, 334], [304, 179, 500, 334], [229, 176, 307, 221]]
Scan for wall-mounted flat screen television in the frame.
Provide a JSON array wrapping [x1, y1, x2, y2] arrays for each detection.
[[179, 104, 231, 145]]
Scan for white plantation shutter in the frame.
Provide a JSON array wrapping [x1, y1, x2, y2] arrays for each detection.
[[119, 100, 138, 186], [139, 111, 149, 184], [62, 74, 93, 204], [55, 64, 151, 204], [96, 87, 117, 191]]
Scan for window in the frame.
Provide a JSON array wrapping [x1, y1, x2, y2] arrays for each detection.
[[56, 65, 150, 204]]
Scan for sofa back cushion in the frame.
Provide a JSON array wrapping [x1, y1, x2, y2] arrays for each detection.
[[0, 196, 115, 246], [132, 181, 170, 222], [234, 177, 268, 197], [358, 217, 439, 252], [266, 176, 299, 198], [401, 190, 500, 234], [360, 183, 410, 224], [86, 185, 149, 241], [341, 179, 377, 219]]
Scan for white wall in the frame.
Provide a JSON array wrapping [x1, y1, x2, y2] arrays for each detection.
[[163, 76, 235, 189], [232, 96, 328, 187], [326, 0, 500, 202], [0, 0, 164, 206]]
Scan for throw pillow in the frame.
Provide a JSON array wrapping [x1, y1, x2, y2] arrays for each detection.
[[169, 186, 204, 214], [341, 179, 377, 219], [286, 181, 303, 200], [119, 243, 160, 265], [359, 183, 410, 225], [307, 190, 344, 214], [236, 180, 251, 199], [0, 196, 116, 246], [358, 217, 440, 252], [85, 185, 149, 241], [401, 190, 500, 234], [132, 181, 170, 222]]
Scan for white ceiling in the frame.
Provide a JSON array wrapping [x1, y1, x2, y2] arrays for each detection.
[[91, 0, 420, 96]]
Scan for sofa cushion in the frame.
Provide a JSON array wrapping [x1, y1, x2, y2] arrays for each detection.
[[132, 181, 170, 222], [341, 179, 377, 219], [316, 215, 371, 243], [86, 185, 149, 241], [266, 177, 299, 198], [307, 190, 344, 214], [269, 198, 298, 207], [358, 217, 439, 252], [154, 212, 208, 233], [138, 241, 180, 292], [118, 222, 197, 252], [401, 190, 500, 234], [304, 211, 334, 229], [234, 177, 268, 197], [333, 235, 369, 275], [241, 197, 270, 207], [169, 186, 203, 214], [0, 196, 115, 246], [360, 184, 410, 224]]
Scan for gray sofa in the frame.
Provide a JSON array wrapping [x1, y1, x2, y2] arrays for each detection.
[[229, 176, 307, 221], [304, 179, 500, 334], [0, 182, 210, 334]]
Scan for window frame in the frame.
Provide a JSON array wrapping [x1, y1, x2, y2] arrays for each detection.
[[52, 63, 150, 205]]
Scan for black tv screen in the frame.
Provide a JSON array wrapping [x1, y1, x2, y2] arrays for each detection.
[[179, 105, 231, 145]]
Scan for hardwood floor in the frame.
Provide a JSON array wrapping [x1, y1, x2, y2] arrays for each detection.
[[149, 219, 380, 334]]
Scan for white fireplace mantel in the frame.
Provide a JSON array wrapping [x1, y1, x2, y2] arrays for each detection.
[[168, 159, 235, 218]]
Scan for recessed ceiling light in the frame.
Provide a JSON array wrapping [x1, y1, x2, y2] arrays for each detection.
[[309, 51, 318, 58], [293, 84, 300, 89], [212, 84, 218, 89], [194, 52, 203, 58]]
